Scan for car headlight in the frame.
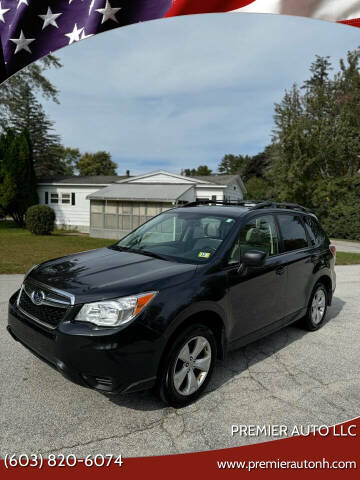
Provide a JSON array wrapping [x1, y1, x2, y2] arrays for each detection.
[[75, 291, 158, 327]]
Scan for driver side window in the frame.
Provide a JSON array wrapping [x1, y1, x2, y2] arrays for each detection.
[[228, 215, 279, 265]]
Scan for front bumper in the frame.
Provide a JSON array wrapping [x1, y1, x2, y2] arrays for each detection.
[[7, 292, 161, 394]]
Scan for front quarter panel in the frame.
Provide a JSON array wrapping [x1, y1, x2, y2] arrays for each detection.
[[140, 265, 229, 344]]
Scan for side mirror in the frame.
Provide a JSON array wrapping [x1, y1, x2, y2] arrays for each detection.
[[242, 249, 267, 267]]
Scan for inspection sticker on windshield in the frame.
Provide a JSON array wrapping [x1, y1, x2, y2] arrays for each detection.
[[198, 251, 211, 259]]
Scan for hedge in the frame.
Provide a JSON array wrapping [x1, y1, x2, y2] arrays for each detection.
[[26, 205, 55, 235]]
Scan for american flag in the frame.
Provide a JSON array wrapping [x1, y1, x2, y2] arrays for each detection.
[[1, 0, 359, 84]]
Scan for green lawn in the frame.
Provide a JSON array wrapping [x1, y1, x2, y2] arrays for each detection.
[[0, 221, 111, 274], [0, 221, 359, 274], [336, 252, 360, 265]]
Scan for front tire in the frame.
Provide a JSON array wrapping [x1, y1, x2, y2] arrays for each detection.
[[158, 324, 217, 408], [302, 283, 328, 331]]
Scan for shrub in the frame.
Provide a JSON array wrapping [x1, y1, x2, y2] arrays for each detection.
[[319, 195, 360, 241], [26, 205, 55, 235]]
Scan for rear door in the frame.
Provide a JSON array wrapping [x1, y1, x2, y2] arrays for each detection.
[[226, 214, 287, 340], [276, 213, 314, 317]]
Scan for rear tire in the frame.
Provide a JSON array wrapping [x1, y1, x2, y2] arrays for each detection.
[[302, 282, 328, 331], [158, 323, 217, 408]]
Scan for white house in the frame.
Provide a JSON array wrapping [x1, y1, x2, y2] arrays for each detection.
[[37, 175, 129, 232], [37, 170, 247, 239]]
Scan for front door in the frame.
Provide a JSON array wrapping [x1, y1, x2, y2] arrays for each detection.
[[226, 214, 287, 341]]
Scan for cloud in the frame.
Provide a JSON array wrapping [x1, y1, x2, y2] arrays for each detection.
[[42, 13, 360, 174]]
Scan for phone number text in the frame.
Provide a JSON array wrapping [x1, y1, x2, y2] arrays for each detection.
[[3, 454, 123, 469]]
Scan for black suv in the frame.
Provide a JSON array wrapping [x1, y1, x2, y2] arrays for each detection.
[[8, 201, 336, 407]]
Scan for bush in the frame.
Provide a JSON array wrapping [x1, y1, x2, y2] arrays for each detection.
[[26, 205, 55, 235], [319, 196, 360, 241]]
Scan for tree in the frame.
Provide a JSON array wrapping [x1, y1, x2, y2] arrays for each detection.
[[183, 165, 212, 176], [77, 151, 117, 176], [218, 154, 247, 174], [0, 131, 38, 226], [241, 146, 273, 181], [268, 47, 360, 223], [3, 83, 62, 176], [0, 55, 68, 177], [49, 146, 81, 176], [0, 55, 61, 111], [245, 177, 271, 201]]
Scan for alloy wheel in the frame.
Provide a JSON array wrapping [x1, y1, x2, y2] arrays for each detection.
[[173, 336, 212, 396], [311, 287, 326, 325]]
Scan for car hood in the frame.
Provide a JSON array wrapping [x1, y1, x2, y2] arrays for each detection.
[[28, 247, 197, 304]]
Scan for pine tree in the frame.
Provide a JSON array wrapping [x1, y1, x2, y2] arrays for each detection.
[[0, 55, 76, 177], [269, 48, 360, 210], [2, 84, 62, 177], [0, 131, 38, 226]]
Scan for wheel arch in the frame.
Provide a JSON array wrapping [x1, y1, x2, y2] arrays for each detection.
[[316, 275, 333, 305], [158, 304, 228, 383]]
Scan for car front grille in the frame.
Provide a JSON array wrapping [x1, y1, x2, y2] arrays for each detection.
[[17, 280, 73, 329]]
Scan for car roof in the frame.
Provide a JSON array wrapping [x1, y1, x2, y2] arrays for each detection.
[[171, 202, 314, 218], [171, 205, 250, 217]]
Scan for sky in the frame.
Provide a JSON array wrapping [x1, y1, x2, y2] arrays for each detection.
[[41, 12, 360, 176]]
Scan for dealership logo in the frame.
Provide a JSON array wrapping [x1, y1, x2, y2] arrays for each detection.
[[31, 289, 46, 306]]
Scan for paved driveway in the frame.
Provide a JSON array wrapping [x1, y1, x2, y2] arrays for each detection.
[[0, 267, 359, 458], [331, 239, 360, 253]]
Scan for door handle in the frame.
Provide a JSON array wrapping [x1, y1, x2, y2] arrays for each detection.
[[275, 266, 285, 276]]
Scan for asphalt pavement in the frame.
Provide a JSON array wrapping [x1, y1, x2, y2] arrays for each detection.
[[0, 266, 359, 457], [331, 239, 360, 254]]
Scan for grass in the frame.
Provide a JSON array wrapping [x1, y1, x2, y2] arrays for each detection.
[[1, 221, 360, 274], [336, 252, 360, 265], [331, 238, 360, 244], [0, 221, 111, 274]]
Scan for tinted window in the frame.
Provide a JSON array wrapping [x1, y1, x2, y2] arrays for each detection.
[[303, 215, 326, 246], [277, 215, 309, 252], [228, 215, 279, 265]]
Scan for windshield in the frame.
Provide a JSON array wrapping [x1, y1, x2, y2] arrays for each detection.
[[115, 211, 237, 264]]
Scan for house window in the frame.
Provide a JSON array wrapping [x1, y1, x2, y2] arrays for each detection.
[[45, 192, 49, 204], [61, 193, 71, 204], [104, 201, 118, 229], [90, 201, 173, 231], [91, 201, 103, 228], [50, 193, 59, 204]]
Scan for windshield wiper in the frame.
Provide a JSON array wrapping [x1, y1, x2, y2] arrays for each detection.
[[111, 245, 139, 254], [112, 245, 171, 261], [137, 250, 170, 261]]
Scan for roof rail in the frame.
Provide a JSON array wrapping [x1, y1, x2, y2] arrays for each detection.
[[180, 199, 311, 212], [181, 199, 265, 208], [251, 202, 310, 213]]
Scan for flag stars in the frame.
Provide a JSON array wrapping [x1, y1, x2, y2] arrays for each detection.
[[80, 29, 93, 40], [96, 0, 122, 24], [17, 0, 28, 9], [38, 7, 63, 30], [65, 23, 84, 44], [10, 30, 35, 54], [0, 1, 10, 23]]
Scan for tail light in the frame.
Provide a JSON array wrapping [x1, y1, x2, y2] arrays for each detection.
[[329, 244, 336, 262]]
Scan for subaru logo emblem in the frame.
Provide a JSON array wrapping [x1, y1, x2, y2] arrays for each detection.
[[31, 289, 45, 306]]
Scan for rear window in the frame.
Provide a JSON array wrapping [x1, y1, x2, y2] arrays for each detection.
[[303, 215, 326, 246], [277, 214, 309, 252]]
